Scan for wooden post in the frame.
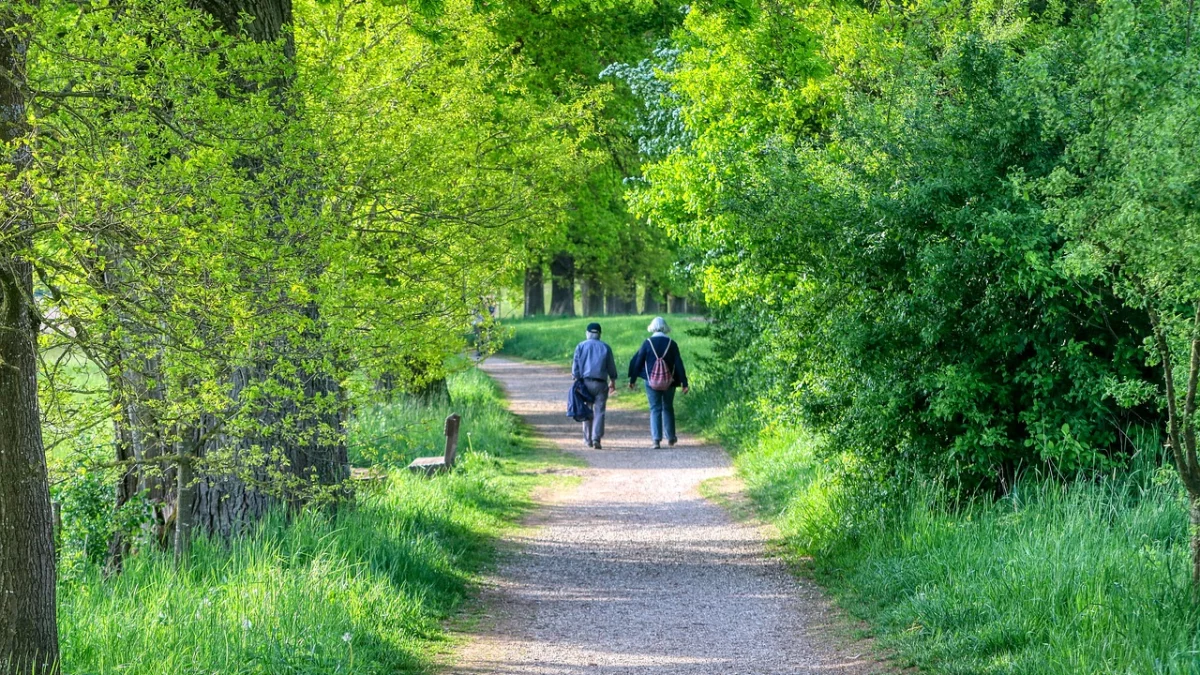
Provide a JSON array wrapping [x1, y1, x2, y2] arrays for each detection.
[[407, 413, 462, 475], [173, 453, 194, 567], [443, 414, 462, 468]]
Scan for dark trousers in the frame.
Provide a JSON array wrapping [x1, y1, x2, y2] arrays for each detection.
[[583, 379, 609, 444]]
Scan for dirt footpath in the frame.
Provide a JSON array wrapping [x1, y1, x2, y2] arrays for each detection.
[[451, 356, 885, 675]]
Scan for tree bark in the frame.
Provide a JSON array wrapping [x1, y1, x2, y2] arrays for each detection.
[[523, 265, 544, 317], [549, 253, 575, 316], [186, 0, 349, 542], [190, 0, 295, 58], [582, 276, 604, 316], [642, 285, 661, 315], [668, 295, 687, 314], [0, 3, 61, 670]]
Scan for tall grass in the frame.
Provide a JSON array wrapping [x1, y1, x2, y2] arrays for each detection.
[[57, 368, 554, 674], [736, 428, 1200, 674]]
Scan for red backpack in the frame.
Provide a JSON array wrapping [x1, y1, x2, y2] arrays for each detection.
[[647, 337, 674, 392]]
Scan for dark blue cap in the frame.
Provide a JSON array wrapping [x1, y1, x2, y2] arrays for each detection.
[[586, 322, 602, 333]]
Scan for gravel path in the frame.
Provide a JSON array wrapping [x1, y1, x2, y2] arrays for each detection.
[[451, 356, 884, 675]]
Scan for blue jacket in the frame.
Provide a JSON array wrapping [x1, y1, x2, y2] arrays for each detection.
[[628, 334, 688, 388], [567, 378, 595, 422]]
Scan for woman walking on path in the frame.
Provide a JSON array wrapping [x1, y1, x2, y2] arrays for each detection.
[[628, 317, 689, 449]]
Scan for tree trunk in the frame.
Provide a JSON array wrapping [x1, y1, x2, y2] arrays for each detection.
[[190, 0, 295, 58], [0, 3, 61, 669], [185, 0, 349, 544], [619, 281, 637, 314], [669, 295, 687, 314], [173, 453, 195, 567], [1192, 496, 1200, 589], [582, 276, 604, 316], [642, 286, 661, 315], [549, 253, 575, 316], [1150, 304, 1200, 596], [523, 265, 544, 317]]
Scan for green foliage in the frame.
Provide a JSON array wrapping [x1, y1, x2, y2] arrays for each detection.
[[52, 446, 150, 573], [26, 0, 600, 497], [56, 368, 553, 674], [625, 0, 1179, 486], [492, 0, 683, 294]]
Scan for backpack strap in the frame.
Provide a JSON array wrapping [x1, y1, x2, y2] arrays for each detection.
[[647, 337, 674, 372], [647, 337, 661, 360]]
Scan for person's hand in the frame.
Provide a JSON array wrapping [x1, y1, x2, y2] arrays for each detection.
[[608, 382, 616, 394], [682, 386, 690, 395], [628, 381, 636, 390]]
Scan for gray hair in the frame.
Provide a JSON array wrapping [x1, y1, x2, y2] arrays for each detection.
[[647, 316, 670, 334]]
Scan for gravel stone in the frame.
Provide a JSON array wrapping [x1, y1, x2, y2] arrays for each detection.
[[451, 357, 886, 674]]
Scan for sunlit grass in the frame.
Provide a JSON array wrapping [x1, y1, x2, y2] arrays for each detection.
[[735, 428, 1200, 674], [57, 368, 560, 674]]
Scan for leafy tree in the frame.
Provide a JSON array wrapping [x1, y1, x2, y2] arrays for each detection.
[[0, 1, 60, 669], [630, 0, 1156, 490], [1045, 0, 1200, 585]]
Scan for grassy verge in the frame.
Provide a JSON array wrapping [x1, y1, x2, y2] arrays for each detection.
[[57, 367, 563, 674], [505, 317, 1200, 674], [735, 428, 1200, 673]]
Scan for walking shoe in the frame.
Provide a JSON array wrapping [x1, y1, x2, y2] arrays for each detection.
[[668, 438, 677, 447], [593, 440, 602, 450], [652, 440, 661, 449], [585, 439, 593, 448]]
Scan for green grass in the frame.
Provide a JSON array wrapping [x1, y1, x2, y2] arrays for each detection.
[[735, 427, 1200, 674], [57, 367, 563, 674]]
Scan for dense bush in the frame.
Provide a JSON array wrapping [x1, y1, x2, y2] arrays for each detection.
[[734, 427, 1200, 673], [620, 0, 1191, 489]]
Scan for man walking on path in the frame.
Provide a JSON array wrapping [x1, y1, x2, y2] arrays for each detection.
[[571, 322, 617, 449]]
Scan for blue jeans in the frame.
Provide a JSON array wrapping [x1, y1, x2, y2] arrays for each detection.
[[644, 385, 676, 443]]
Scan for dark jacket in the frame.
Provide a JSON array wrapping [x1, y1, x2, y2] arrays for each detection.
[[628, 334, 688, 388], [567, 378, 595, 422]]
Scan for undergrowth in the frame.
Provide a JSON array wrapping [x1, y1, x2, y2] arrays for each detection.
[[728, 406, 1200, 673], [56, 367, 555, 674]]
